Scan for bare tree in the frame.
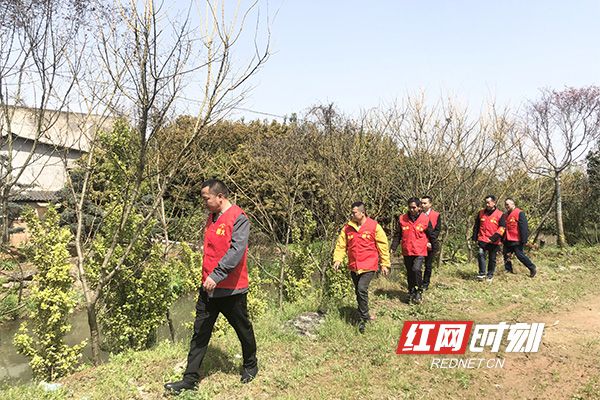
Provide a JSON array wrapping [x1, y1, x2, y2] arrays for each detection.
[[516, 87, 600, 247], [60, 0, 269, 363], [372, 95, 512, 258], [0, 0, 101, 244]]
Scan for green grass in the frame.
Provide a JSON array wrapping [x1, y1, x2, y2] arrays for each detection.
[[0, 259, 18, 271], [2, 246, 600, 399], [0, 292, 20, 321], [0, 386, 67, 400], [572, 374, 600, 400]]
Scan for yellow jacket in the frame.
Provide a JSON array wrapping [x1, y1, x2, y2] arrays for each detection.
[[333, 219, 391, 273]]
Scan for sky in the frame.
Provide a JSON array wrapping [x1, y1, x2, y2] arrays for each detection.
[[175, 0, 600, 120]]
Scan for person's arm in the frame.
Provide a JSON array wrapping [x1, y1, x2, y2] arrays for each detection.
[[425, 221, 434, 248], [472, 213, 480, 242], [426, 221, 433, 238], [208, 214, 250, 284], [332, 227, 348, 265], [390, 218, 402, 253], [489, 213, 506, 242], [518, 211, 529, 244], [430, 214, 442, 241], [374, 224, 391, 268]]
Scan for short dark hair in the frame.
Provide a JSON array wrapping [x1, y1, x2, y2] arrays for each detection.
[[201, 179, 229, 197], [351, 201, 366, 214], [485, 194, 496, 202], [505, 197, 515, 204], [421, 195, 433, 203], [407, 197, 421, 206]]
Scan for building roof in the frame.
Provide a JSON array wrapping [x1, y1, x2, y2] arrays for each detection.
[[11, 190, 58, 202], [1, 106, 114, 152]]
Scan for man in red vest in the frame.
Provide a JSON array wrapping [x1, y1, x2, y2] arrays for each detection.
[[390, 197, 433, 304], [165, 179, 257, 395], [420, 196, 441, 290], [333, 201, 390, 333], [472, 195, 506, 282], [503, 198, 537, 277]]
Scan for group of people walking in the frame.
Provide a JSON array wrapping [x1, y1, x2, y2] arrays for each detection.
[[473, 195, 537, 280], [164, 179, 537, 395], [333, 194, 537, 334]]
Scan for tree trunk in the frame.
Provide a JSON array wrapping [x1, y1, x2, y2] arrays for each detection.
[[279, 250, 285, 309], [1, 193, 9, 244], [86, 302, 102, 365], [166, 308, 175, 342], [554, 173, 567, 247], [436, 239, 443, 267], [465, 220, 474, 261], [532, 190, 556, 244]]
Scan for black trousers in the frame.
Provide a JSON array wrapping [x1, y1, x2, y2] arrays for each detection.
[[477, 242, 499, 277], [503, 243, 536, 272], [350, 271, 375, 321], [183, 290, 257, 383], [404, 256, 425, 293], [423, 242, 439, 287]]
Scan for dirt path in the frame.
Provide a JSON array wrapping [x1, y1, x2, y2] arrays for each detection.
[[477, 292, 600, 400]]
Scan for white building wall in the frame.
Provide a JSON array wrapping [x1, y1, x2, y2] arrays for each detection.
[[0, 139, 81, 191], [0, 106, 109, 192]]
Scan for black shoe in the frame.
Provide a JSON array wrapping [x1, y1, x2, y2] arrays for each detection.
[[413, 292, 422, 304], [164, 380, 197, 395], [530, 268, 537, 278], [358, 320, 366, 334], [505, 269, 516, 274], [241, 365, 258, 384], [422, 283, 429, 291]]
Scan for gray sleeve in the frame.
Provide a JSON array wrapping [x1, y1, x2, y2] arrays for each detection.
[[208, 214, 250, 284]]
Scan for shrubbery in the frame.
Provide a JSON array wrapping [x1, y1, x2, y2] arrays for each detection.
[[13, 208, 85, 381]]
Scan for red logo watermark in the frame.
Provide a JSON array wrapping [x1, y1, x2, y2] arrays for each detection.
[[396, 321, 544, 355], [396, 321, 473, 354]]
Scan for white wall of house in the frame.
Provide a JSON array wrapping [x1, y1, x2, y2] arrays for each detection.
[[0, 138, 82, 191], [4, 106, 93, 151], [0, 106, 111, 192]]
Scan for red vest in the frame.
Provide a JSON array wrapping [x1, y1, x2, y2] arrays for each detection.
[[344, 218, 380, 272], [477, 208, 504, 244], [399, 213, 430, 256], [505, 208, 521, 242], [202, 205, 249, 290], [428, 210, 440, 230]]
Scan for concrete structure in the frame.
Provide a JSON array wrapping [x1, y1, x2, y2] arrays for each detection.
[[0, 106, 111, 245], [0, 106, 98, 192]]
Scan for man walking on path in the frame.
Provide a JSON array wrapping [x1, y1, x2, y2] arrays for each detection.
[[420, 196, 441, 290], [165, 179, 258, 395], [503, 198, 537, 278], [391, 197, 433, 304], [472, 195, 506, 282], [333, 201, 391, 333]]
